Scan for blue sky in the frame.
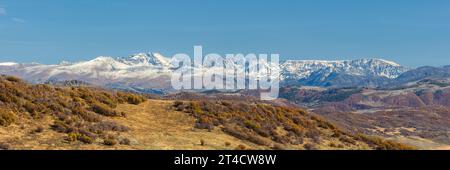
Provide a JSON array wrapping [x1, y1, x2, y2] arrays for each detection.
[[0, 0, 449, 67]]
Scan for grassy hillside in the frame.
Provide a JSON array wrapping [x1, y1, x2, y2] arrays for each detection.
[[0, 75, 414, 150], [173, 100, 414, 150], [0, 75, 146, 149]]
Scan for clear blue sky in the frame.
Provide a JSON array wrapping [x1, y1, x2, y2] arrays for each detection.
[[0, 0, 449, 67]]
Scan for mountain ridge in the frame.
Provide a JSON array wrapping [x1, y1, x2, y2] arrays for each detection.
[[0, 53, 438, 92]]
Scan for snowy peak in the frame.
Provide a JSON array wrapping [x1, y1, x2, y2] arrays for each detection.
[[282, 58, 408, 80], [353, 58, 401, 67], [152, 53, 171, 66], [0, 62, 18, 66], [66, 56, 130, 71], [118, 53, 171, 67]]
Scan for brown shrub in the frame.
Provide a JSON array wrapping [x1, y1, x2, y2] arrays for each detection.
[[66, 132, 79, 142], [244, 120, 260, 130], [284, 121, 306, 137], [5, 76, 21, 83], [173, 101, 184, 107], [246, 134, 269, 146], [0, 93, 12, 103], [235, 144, 247, 150], [331, 130, 342, 138], [97, 92, 118, 108], [194, 117, 214, 130], [23, 101, 39, 114], [124, 93, 146, 105], [33, 126, 44, 133], [355, 135, 416, 150], [65, 132, 94, 144], [272, 143, 287, 150], [303, 143, 317, 150], [91, 102, 124, 117], [78, 134, 95, 144], [223, 126, 248, 140], [103, 138, 118, 146], [173, 101, 185, 111], [190, 102, 203, 115], [0, 108, 16, 127], [0, 143, 11, 150], [51, 120, 71, 133], [75, 109, 102, 122], [329, 142, 338, 148], [120, 138, 131, 145], [306, 130, 321, 143], [225, 142, 231, 147], [339, 136, 357, 145]]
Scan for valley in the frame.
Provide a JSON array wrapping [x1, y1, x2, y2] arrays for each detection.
[[280, 82, 450, 149]]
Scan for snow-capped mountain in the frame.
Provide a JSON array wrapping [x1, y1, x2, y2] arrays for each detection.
[[282, 59, 407, 80], [0, 53, 174, 91], [117, 53, 171, 67], [0, 54, 411, 93], [281, 59, 410, 87], [0, 62, 19, 66]]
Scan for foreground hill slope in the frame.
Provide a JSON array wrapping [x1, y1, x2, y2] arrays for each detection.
[[0, 99, 261, 150], [0, 76, 413, 150]]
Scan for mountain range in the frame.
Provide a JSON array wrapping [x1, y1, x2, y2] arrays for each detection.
[[0, 53, 173, 93], [1, 53, 449, 150], [0, 53, 448, 93]]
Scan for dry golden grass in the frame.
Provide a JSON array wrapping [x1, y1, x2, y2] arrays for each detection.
[[0, 100, 263, 150], [112, 100, 264, 150]]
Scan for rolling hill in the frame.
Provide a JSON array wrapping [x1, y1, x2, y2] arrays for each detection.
[[0, 76, 413, 150]]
